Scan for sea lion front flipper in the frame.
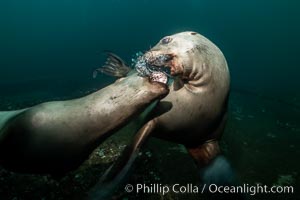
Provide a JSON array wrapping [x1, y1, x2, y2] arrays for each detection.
[[100, 52, 131, 78], [186, 140, 237, 186], [186, 140, 221, 167], [88, 119, 157, 200]]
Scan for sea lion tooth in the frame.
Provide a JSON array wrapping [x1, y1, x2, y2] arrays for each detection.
[[149, 71, 168, 84]]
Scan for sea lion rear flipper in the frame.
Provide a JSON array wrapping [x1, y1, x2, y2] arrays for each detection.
[[88, 119, 157, 199]]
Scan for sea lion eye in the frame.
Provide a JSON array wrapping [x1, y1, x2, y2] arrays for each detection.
[[161, 37, 172, 44]]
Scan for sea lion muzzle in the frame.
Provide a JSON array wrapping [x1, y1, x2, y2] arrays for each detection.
[[144, 52, 174, 67], [134, 52, 174, 85]]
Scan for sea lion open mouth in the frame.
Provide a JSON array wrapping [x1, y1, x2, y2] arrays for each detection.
[[141, 51, 182, 77], [134, 52, 174, 84], [149, 71, 168, 84]]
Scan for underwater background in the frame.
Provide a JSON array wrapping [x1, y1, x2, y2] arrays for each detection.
[[0, 0, 299, 199]]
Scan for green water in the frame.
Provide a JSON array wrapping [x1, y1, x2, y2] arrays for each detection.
[[0, 0, 299, 199]]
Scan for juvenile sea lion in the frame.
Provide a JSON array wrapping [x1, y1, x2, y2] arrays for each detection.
[[0, 73, 169, 175], [91, 31, 232, 196]]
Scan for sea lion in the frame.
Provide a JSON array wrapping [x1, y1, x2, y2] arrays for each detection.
[[90, 31, 232, 197], [0, 73, 169, 175]]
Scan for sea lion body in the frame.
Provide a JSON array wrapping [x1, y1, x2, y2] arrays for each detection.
[[0, 74, 168, 174], [94, 32, 231, 193], [148, 31, 230, 147]]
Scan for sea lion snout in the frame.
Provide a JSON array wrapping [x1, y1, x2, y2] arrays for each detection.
[[146, 77, 170, 99], [143, 51, 174, 67], [121, 74, 169, 99], [143, 50, 183, 76]]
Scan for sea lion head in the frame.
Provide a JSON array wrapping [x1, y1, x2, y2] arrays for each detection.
[[143, 31, 228, 82]]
